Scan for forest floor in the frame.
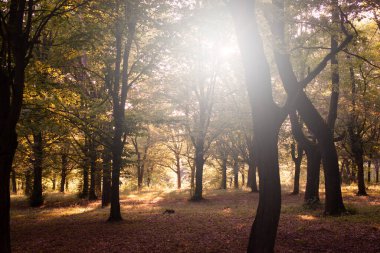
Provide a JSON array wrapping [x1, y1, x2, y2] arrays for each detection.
[[10, 186, 380, 253]]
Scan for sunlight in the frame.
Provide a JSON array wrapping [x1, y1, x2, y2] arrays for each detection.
[[298, 215, 317, 221], [218, 45, 238, 59]]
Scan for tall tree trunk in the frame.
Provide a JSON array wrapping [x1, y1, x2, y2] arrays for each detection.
[[137, 164, 144, 190], [30, 131, 44, 207], [291, 142, 303, 195], [25, 168, 32, 196], [52, 175, 56, 191], [0, 130, 17, 253], [192, 143, 205, 200], [367, 159, 371, 184], [89, 139, 98, 200], [176, 154, 181, 189], [11, 169, 17, 194], [341, 158, 350, 185], [247, 156, 258, 192], [0, 1, 28, 250], [304, 147, 321, 203], [233, 155, 239, 189], [108, 0, 137, 222], [60, 153, 68, 193], [289, 113, 320, 203], [355, 155, 367, 195], [241, 167, 245, 187], [190, 164, 195, 195], [230, 1, 284, 250], [102, 151, 111, 207], [81, 160, 89, 198], [221, 158, 227, 189], [109, 126, 123, 221], [348, 61, 367, 196], [375, 160, 379, 183], [270, 0, 347, 215]]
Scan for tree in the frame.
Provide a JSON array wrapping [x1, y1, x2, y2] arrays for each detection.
[[270, 0, 351, 215], [290, 141, 303, 195], [0, 1, 86, 250], [229, 0, 287, 250]]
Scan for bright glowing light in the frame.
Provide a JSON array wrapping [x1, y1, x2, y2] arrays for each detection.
[[298, 215, 317, 221], [218, 45, 238, 58]]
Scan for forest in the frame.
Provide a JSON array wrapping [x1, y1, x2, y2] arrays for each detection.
[[1, 0, 380, 252]]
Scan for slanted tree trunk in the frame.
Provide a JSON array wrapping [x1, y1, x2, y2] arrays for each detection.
[[289, 113, 321, 203], [30, 131, 44, 207], [291, 142, 303, 195], [348, 62, 367, 196], [230, 1, 285, 250], [270, 0, 349, 215]]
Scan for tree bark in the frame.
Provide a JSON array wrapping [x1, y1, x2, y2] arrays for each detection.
[[348, 61, 367, 196], [60, 153, 68, 193], [25, 168, 32, 196], [304, 147, 321, 203], [230, 1, 284, 251], [291, 142, 303, 195], [247, 155, 258, 192], [367, 159, 371, 184], [176, 154, 181, 189], [108, 2, 137, 221], [233, 155, 239, 189], [11, 169, 17, 194], [81, 159, 89, 198], [102, 151, 111, 207], [270, 0, 347, 215], [0, 130, 17, 253], [89, 138, 98, 200], [221, 158, 227, 190], [192, 143, 205, 200], [52, 176, 56, 191], [30, 131, 44, 207], [241, 167, 245, 187], [355, 154, 367, 195], [289, 113, 320, 203]]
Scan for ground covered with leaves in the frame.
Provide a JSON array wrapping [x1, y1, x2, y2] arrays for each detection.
[[10, 186, 380, 252]]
